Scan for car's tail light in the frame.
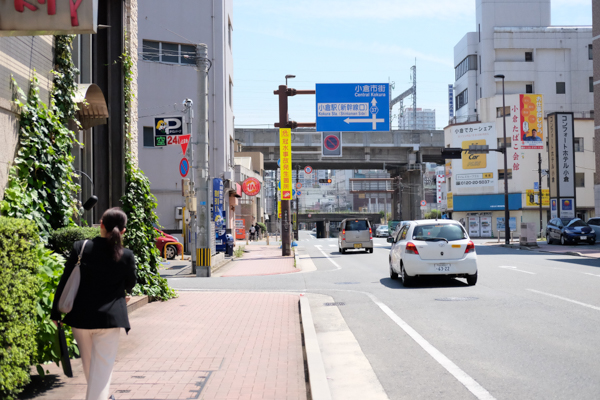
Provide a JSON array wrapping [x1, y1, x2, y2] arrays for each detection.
[[405, 242, 419, 255], [465, 241, 475, 254], [369, 227, 372, 240], [342, 229, 345, 241]]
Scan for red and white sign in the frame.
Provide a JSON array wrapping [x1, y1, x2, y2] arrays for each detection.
[[308, 214, 312, 218], [437, 174, 445, 203], [178, 134, 191, 155], [242, 177, 261, 196], [304, 166, 313, 174], [296, 182, 302, 189], [420, 200, 427, 207]]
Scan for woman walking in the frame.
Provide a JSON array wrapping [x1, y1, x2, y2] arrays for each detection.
[[51, 207, 137, 400]]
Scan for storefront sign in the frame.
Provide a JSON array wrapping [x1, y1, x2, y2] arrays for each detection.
[[235, 182, 242, 197], [0, 0, 98, 37], [213, 178, 224, 229], [242, 177, 261, 196], [280, 128, 293, 199], [548, 112, 576, 218], [451, 122, 497, 189], [447, 192, 453, 210], [525, 189, 549, 206], [519, 94, 544, 150]]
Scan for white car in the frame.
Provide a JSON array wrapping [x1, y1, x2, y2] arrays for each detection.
[[376, 225, 389, 237], [387, 220, 478, 287]]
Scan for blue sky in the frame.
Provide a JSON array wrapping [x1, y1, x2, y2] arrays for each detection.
[[233, 0, 592, 130]]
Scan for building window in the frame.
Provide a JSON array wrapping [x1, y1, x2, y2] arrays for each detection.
[[455, 89, 468, 110], [455, 55, 478, 81], [574, 138, 583, 152], [589, 44, 593, 60], [526, 84, 533, 94], [525, 52, 533, 62], [497, 137, 512, 149], [498, 169, 512, 180], [556, 82, 566, 94], [496, 106, 510, 118], [590, 77, 594, 93], [143, 127, 155, 147], [575, 172, 585, 188], [142, 40, 196, 65]]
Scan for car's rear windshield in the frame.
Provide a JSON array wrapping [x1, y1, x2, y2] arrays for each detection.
[[567, 219, 587, 227], [346, 220, 369, 231], [412, 224, 467, 241]]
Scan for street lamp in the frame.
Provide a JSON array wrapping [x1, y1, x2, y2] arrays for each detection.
[[494, 74, 510, 245], [285, 74, 295, 86]]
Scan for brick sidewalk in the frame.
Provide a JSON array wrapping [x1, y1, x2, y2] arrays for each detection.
[[21, 292, 307, 400], [217, 246, 297, 277]]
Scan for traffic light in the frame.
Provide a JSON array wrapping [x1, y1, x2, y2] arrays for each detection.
[[319, 179, 332, 183], [529, 194, 535, 204], [441, 147, 463, 159]]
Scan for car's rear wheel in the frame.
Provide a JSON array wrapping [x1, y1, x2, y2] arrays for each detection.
[[389, 259, 398, 280], [546, 232, 553, 245], [466, 272, 478, 286], [369, 248, 373, 253], [588, 238, 596, 245], [165, 244, 177, 260], [341, 248, 346, 254], [560, 235, 567, 246], [400, 263, 414, 287], [338, 247, 342, 253]]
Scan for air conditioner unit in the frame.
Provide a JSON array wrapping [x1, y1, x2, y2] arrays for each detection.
[[223, 179, 233, 191], [224, 171, 233, 180], [175, 206, 183, 220]]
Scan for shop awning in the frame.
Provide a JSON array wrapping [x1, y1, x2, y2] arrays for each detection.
[[73, 83, 109, 129]]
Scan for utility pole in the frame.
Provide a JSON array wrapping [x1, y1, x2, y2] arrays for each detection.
[[194, 43, 211, 276], [183, 99, 195, 272], [538, 153, 543, 237]]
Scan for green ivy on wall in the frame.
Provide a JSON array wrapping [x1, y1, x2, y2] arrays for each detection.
[[119, 36, 176, 301], [1, 35, 81, 240]]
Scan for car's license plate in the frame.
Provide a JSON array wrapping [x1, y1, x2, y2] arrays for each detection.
[[581, 236, 587, 240], [434, 263, 451, 272], [354, 244, 362, 248]]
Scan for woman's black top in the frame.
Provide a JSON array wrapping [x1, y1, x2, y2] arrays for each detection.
[[51, 237, 137, 332]]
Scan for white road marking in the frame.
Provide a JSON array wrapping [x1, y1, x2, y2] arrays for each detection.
[[364, 293, 496, 400], [498, 266, 536, 275], [329, 244, 337, 247], [528, 289, 600, 312], [315, 245, 341, 270]]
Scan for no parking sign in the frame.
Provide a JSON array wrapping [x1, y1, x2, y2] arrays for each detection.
[[321, 132, 342, 157]]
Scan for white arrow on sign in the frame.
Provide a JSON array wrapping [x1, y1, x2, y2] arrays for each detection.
[[344, 113, 385, 129]]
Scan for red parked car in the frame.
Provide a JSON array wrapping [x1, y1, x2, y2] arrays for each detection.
[[155, 229, 183, 260]]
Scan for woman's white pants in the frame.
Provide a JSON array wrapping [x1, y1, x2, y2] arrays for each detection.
[[72, 327, 121, 400]]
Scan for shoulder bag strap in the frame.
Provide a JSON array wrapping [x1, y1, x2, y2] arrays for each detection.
[[77, 240, 88, 265]]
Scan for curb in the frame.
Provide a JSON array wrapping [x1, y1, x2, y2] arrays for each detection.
[[498, 244, 599, 259], [299, 295, 332, 400], [126, 295, 149, 314]]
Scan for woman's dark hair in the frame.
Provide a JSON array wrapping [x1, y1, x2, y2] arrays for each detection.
[[101, 207, 127, 261]]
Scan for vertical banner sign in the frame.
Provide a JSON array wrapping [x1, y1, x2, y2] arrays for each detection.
[[520, 94, 544, 150], [509, 101, 523, 179], [277, 201, 281, 219], [451, 122, 497, 189], [212, 179, 224, 231], [548, 112, 575, 218], [447, 192, 453, 210], [280, 128, 293, 200], [448, 84, 454, 119]]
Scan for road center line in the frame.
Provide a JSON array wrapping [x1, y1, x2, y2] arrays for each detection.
[[498, 266, 535, 275], [527, 289, 600, 312], [364, 293, 496, 400]]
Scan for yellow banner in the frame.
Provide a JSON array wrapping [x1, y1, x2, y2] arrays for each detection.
[[462, 139, 487, 170], [277, 200, 281, 219], [526, 189, 549, 206], [280, 128, 293, 200], [520, 94, 544, 146], [447, 192, 453, 209]]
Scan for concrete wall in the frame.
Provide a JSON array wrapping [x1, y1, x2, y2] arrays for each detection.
[[0, 36, 54, 200]]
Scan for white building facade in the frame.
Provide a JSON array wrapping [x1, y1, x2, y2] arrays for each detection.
[[399, 108, 436, 130], [137, 0, 235, 232], [445, 0, 594, 237]]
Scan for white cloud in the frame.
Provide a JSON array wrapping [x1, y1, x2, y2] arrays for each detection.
[[237, 0, 474, 21]]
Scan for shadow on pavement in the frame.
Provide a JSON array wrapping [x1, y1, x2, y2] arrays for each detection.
[[18, 374, 64, 399], [547, 258, 600, 268], [379, 276, 468, 289]]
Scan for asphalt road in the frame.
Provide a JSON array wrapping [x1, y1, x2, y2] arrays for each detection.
[[168, 231, 600, 400]]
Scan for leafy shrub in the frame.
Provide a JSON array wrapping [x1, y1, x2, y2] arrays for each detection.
[[0, 217, 41, 399], [33, 245, 79, 376], [48, 226, 100, 257], [424, 209, 443, 219], [256, 222, 267, 233]]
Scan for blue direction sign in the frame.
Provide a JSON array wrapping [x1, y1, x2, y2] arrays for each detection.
[[316, 83, 390, 132]]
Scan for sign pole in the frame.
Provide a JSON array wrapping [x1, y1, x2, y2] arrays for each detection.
[[295, 164, 300, 240], [183, 100, 196, 272], [277, 85, 292, 256]]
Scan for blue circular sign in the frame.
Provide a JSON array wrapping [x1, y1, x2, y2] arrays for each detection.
[[297, 191, 302, 196], [180, 158, 189, 177], [277, 158, 281, 167], [324, 135, 340, 151]]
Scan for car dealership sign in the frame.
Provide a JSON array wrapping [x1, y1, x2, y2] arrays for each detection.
[[0, 0, 98, 37]]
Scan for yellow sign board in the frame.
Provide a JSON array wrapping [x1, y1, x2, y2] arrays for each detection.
[[277, 200, 281, 219], [447, 192, 453, 209], [280, 128, 292, 200], [462, 139, 487, 169], [520, 94, 544, 149], [482, 172, 493, 179], [526, 189, 549, 206]]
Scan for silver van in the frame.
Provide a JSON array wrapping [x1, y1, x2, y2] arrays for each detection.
[[338, 218, 374, 254]]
